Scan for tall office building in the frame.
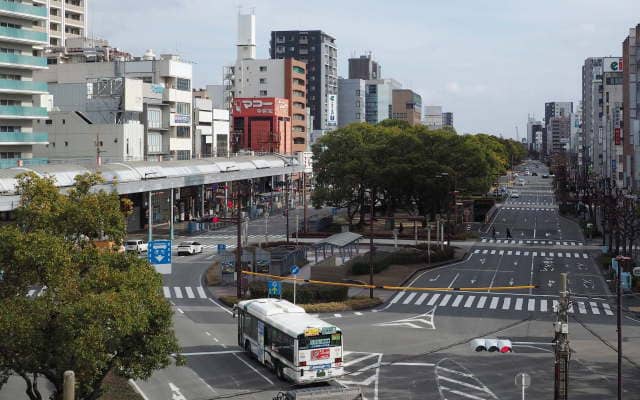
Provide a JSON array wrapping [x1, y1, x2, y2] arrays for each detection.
[[35, 0, 88, 62], [348, 53, 381, 80], [423, 105, 443, 129], [526, 117, 543, 153], [623, 25, 640, 189], [392, 89, 422, 126], [0, 0, 50, 168], [601, 58, 624, 185], [337, 78, 365, 127], [544, 102, 572, 156], [581, 58, 604, 176], [365, 78, 401, 124], [442, 112, 453, 128], [270, 30, 337, 133]]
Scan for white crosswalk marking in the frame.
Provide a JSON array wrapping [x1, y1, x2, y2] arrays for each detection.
[[476, 296, 487, 308], [574, 253, 580, 258], [427, 293, 441, 306], [390, 292, 405, 304], [553, 300, 559, 312], [583, 253, 589, 259], [566, 252, 571, 258], [474, 249, 480, 254], [524, 251, 529, 256], [415, 293, 428, 305], [549, 252, 554, 257], [451, 295, 464, 307], [174, 287, 183, 299], [163, 287, 171, 298], [440, 294, 452, 306], [507, 251, 512, 256], [197, 286, 207, 299], [590, 302, 600, 315], [489, 297, 499, 309], [515, 298, 523, 311], [464, 296, 476, 308], [515, 251, 521, 256], [541, 252, 546, 257], [481, 239, 487, 243], [577, 302, 587, 314], [527, 299, 535, 311], [499, 250, 504, 256], [483, 250, 489, 254], [540, 299, 548, 312], [502, 297, 511, 310], [603, 303, 614, 315], [568, 303, 574, 313], [185, 287, 195, 299], [403, 292, 416, 305], [491, 250, 496, 255], [533, 252, 538, 257], [557, 252, 563, 258]]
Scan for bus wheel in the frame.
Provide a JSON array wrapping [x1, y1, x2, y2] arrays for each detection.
[[276, 364, 285, 381]]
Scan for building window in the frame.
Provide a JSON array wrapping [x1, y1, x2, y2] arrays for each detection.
[[276, 45, 285, 53], [293, 137, 305, 144], [293, 66, 305, 74], [176, 78, 191, 91], [148, 133, 162, 153], [260, 90, 268, 96], [176, 102, 190, 115], [176, 126, 190, 138], [293, 126, 305, 133], [259, 78, 267, 84], [259, 66, 267, 72], [293, 90, 305, 97], [0, 126, 20, 132], [176, 150, 190, 160], [148, 109, 162, 128]]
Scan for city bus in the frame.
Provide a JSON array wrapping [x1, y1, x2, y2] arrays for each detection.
[[235, 298, 344, 384]]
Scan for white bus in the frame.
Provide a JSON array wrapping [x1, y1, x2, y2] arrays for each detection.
[[235, 298, 344, 384]]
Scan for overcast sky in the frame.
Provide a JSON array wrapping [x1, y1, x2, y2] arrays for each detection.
[[90, 0, 640, 138]]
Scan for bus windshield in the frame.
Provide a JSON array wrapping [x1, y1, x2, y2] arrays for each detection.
[[298, 333, 342, 350]]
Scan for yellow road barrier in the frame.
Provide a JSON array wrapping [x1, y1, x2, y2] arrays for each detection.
[[241, 271, 537, 292]]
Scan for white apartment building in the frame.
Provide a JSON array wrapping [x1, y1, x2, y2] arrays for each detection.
[[34, 0, 87, 56], [0, 0, 50, 168], [34, 52, 194, 161], [192, 89, 229, 157]]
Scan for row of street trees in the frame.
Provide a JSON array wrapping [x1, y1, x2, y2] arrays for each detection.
[[0, 173, 182, 400], [311, 120, 526, 228]]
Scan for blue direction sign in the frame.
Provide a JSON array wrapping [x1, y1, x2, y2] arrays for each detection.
[[268, 280, 282, 297], [290, 265, 300, 275], [217, 243, 227, 254], [148, 240, 172, 274]]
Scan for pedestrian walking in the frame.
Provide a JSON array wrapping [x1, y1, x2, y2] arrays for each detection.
[[506, 227, 512, 239], [398, 222, 404, 234], [491, 226, 496, 240]]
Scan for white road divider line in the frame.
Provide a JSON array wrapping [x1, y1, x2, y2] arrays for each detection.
[[233, 353, 274, 385]]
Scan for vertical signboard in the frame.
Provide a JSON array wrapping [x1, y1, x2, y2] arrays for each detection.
[[614, 128, 622, 145], [327, 94, 337, 126]]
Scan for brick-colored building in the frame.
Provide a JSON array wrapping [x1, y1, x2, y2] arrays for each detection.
[[392, 89, 422, 126], [232, 98, 292, 154]]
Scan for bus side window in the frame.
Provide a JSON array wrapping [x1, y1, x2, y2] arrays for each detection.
[[264, 325, 272, 347]]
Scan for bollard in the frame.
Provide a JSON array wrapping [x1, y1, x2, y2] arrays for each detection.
[[63, 370, 75, 400]]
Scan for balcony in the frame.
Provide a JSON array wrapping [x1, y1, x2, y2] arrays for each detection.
[[0, 0, 48, 20], [0, 79, 47, 94], [0, 105, 48, 119], [0, 132, 48, 144], [0, 26, 48, 45], [0, 157, 48, 169]]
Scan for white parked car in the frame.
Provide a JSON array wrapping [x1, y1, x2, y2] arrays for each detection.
[[125, 239, 148, 254], [177, 241, 203, 256], [511, 191, 520, 198]]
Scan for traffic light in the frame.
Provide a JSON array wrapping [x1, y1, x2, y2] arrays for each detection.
[[469, 338, 512, 353]]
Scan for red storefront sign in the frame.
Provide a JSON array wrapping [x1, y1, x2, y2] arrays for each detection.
[[233, 98, 289, 117], [615, 128, 621, 145], [311, 348, 330, 361]]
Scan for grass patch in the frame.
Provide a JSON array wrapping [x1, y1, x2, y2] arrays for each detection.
[[220, 295, 382, 313], [99, 371, 143, 400], [206, 262, 221, 286]]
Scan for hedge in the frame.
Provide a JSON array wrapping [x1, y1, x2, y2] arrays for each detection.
[[247, 281, 348, 304], [348, 247, 455, 275]]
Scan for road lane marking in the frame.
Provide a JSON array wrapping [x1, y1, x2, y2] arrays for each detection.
[[452, 295, 464, 307], [197, 286, 207, 298], [583, 253, 589, 259], [502, 297, 511, 310], [174, 287, 183, 299], [603, 303, 614, 315], [524, 251, 529, 256], [499, 250, 504, 255], [515, 251, 521, 256], [507, 251, 512, 255], [489, 297, 499, 309], [490, 250, 496, 255], [553, 300, 559, 312], [129, 380, 151, 400], [566, 252, 571, 258], [549, 252, 554, 257], [403, 292, 416, 305], [515, 298, 523, 310], [540, 299, 548, 312], [176, 308, 184, 314], [590, 302, 600, 315], [354, 311, 363, 316], [163, 287, 171, 298], [390, 292, 405, 304], [541, 252, 546, 257], [415, 293, 428, 305], [464, 296, 476, 308], [527, 299, 535, 311], [474, 249, 480, 254], [476, 296, 487, 308], [577, 302, 587, 314], [533, 252, 538, 257], [427, 294, 441, 306], [448, 273, 460, 288], [334, 313, 342, 318], [233, 353, 274, 385], [568, 303, 575, 313], [440, 294, 452, 306], [574, 253, 580, 258], [185, 287, 195, 299], [482, 250, 489, 254]]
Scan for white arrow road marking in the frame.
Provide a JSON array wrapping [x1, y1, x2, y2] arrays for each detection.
[[169, 382, 187, 400], [429, 274, 441, 282], [374, 308, 436, 330], [548, 280, 555, 288]]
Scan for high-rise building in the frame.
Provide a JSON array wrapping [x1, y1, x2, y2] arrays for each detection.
[[227, 14, 308, 153], [348, 53, 381, 80], [442, 112, 454, 128], [0, 0, 50, 168], [270, 30, 337, 133], [338, 78, 365, 127], [544, 102, 572, 156], [623, 25, 640, 189], [527, 117, 543, 153], [423, 106, 443, 130], [392, 89, 422, 126], [365, 79, 401, 124], [581, 58, 604, 177], [37, 0, 88, 61], [601, 58, 624, 185], [548, 115, 571, 154]]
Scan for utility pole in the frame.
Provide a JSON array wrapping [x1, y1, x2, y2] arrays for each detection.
[[236, 195, 242, 299], [369, 191, 375, 299], [615, 255, 628, 400], [302, 172, 308, 232], [285, 174, 290, 243], [554, 272, 570, 400]]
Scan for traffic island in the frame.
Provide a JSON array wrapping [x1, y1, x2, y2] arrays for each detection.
[[217, 295, 382, 313]]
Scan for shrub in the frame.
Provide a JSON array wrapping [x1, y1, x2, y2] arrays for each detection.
[[247, 281, 348, 303], [348, 247, 455, 275]]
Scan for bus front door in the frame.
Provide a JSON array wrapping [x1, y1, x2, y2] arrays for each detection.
[[257, 320, 265, 363]]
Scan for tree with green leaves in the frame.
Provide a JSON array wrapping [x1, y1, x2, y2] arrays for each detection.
[[0, 172, 182, 400]]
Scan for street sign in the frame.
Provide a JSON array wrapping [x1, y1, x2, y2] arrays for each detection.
[[633, 267, 640, 277], [217, 244, 226, 253], [267, 280, 281, 297], [290, 265, 300, 275], [515, 372, 531, 389], [148, 240, 172, 275]]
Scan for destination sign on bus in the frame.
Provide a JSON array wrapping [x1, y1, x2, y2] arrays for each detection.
[[321, 326, 336, 335], [304, 327, 321, 337]]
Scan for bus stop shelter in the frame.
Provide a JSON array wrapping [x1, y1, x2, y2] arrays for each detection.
[[311, 232, 363, 263]]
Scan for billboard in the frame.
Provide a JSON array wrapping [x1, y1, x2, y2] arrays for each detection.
[[615, 128, 622, 145], [604, 57, 624, 73], [233, 98, 289, 117], [327, 94, 337, 126]]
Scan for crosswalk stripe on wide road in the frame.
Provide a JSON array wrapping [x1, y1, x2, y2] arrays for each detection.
[[163, 286, 210, 300]]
